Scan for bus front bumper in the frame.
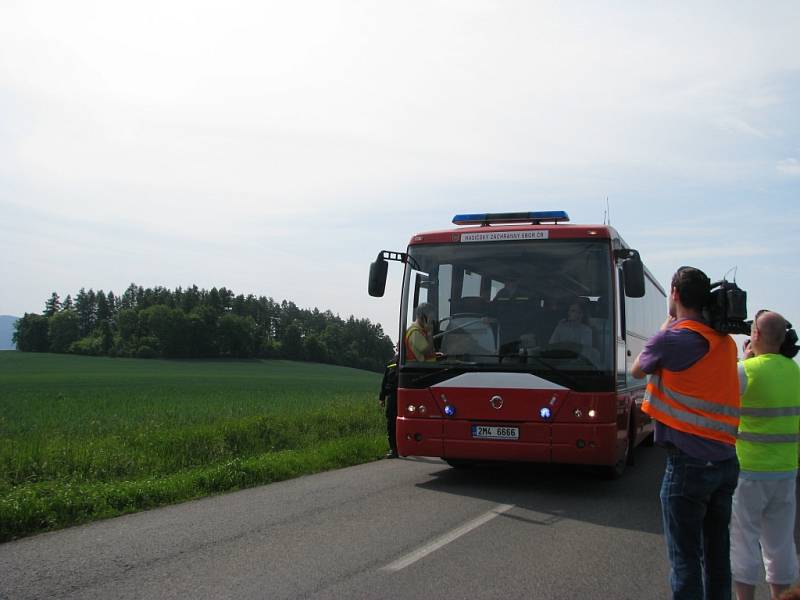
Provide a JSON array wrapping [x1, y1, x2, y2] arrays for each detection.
[[396, 417, 620, 466]]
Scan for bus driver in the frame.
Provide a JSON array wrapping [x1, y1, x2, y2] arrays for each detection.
[[549, 299, 593, 347]]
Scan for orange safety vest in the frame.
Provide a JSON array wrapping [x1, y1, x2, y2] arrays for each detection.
[[404, 323, 435, 362], [641, 320, 739, 445]]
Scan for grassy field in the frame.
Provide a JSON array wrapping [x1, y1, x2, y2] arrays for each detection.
[[0, 352, 386, 541]]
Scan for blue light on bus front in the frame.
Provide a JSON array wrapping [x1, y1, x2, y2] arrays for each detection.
[[540, 407, 552, 419], [452, 211, 570, 226], [444, 405, 456, 417]]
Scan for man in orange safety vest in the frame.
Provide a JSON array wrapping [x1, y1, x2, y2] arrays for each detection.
[[632, 266, 740, 600]]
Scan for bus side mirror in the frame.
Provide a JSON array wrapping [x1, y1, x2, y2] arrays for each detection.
[[623, 255, 645, 298], [369, 258, 388, 297]]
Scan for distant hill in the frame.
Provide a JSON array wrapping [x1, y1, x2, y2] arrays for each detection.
[[0, 315, 18, 350]]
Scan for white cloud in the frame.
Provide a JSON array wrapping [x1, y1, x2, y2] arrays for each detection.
[[777, 158, 800, 176], [716, 117, 769, 139]]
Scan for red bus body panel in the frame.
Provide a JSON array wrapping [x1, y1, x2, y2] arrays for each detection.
[[396, 386, 641, 467]]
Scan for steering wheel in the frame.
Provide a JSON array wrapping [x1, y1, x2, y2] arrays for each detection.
[[434, 313, 487, 338], [541, 342, 596, 367]]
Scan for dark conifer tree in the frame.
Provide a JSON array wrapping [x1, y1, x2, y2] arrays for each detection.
[[96, 290, 111, 323], [106, 291, 117, 318], [44, 292, 61, 317]]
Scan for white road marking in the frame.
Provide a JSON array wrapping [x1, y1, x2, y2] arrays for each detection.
[[382, 503, 515, 572]]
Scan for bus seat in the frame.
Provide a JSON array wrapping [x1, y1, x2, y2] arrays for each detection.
[[493, 296, 540, 346]]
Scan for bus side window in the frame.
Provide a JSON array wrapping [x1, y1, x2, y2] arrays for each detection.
[[414, 273, 429, 307], [617, 268, 626, 340], [489, 279, 504, 301], [616, 267, 628, 388], [461, 270, 482, 298]]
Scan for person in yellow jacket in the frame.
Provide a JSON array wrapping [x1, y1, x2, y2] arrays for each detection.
[[731, 310, 800, 600], [404, 303, 437, 362], [632, 266, 740, 600]]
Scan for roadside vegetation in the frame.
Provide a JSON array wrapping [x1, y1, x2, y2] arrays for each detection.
[[0, 352, 386, 541]]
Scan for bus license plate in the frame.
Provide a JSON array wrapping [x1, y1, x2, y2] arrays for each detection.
[[472, 425, 519, 440]]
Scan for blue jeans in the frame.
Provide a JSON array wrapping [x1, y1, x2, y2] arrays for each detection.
[[660, 451, 740, 600]]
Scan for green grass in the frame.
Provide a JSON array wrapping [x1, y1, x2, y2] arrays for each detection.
[[0, 352, 386, 541]]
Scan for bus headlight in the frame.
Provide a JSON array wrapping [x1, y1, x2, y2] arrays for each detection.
[[540, 407, 552, 420], [588, 409, 597, 419], [407, 404, 416, 413]]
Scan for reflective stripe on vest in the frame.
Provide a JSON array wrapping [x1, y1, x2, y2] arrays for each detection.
[[647, 374, 739, 418], [404, 324, 434, 362], [740, 406, 800, 417], [645, 375, 738, 437], [641, 319, 739, 445], [737, 432, 800, 444], [644, 376, 739, 438]]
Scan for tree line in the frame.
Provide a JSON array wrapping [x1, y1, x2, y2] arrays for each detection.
[[12, 284, 395, 372]]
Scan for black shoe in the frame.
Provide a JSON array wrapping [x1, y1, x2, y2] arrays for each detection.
[[384, 450, 398, 459]]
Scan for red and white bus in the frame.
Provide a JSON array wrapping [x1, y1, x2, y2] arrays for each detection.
[[369, 211, 666, 477]]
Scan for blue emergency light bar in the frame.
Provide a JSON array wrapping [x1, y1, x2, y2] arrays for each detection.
[[452, 211, 570, 226]]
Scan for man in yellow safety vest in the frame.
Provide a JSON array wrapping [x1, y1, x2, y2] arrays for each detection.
[[731, 309, 800, 600], [404, 303, 437, 362]]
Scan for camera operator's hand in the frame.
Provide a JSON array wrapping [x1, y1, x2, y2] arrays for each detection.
[[659, 315, 677, 332], [742, 339, 755, 360]]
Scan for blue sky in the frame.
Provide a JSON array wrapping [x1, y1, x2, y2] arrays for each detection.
[[1, 1, 798, 344]]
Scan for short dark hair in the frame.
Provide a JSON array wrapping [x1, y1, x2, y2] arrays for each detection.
[[671, 266, 710, 311]]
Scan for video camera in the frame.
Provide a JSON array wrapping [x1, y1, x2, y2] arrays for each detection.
[[703, 279, 749, 335], [704, 276, 799, 358], [780, 326, 800, 359]]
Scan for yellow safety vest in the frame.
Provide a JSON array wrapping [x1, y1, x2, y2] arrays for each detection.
[[738, 353, 800, 473]]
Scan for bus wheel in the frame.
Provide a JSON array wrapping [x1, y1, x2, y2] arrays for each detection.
[[601, 458, 625, 480], [601, 424, 634, 480], [625, 419, 636, 467], [445, 459, 475, 469]]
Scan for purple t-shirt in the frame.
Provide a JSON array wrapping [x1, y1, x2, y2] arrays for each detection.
[[638, 318, 736, 461]]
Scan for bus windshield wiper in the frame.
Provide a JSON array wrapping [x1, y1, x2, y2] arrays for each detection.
[[438, 353, 480, 364]]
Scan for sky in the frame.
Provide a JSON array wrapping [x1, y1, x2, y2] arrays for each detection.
[[1, 1, 799, 346]]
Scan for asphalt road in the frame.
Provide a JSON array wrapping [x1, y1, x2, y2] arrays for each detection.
[[1, 447, 793, 599]]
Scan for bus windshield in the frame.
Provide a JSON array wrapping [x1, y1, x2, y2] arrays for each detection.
[[401, 239, 614, 391]]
